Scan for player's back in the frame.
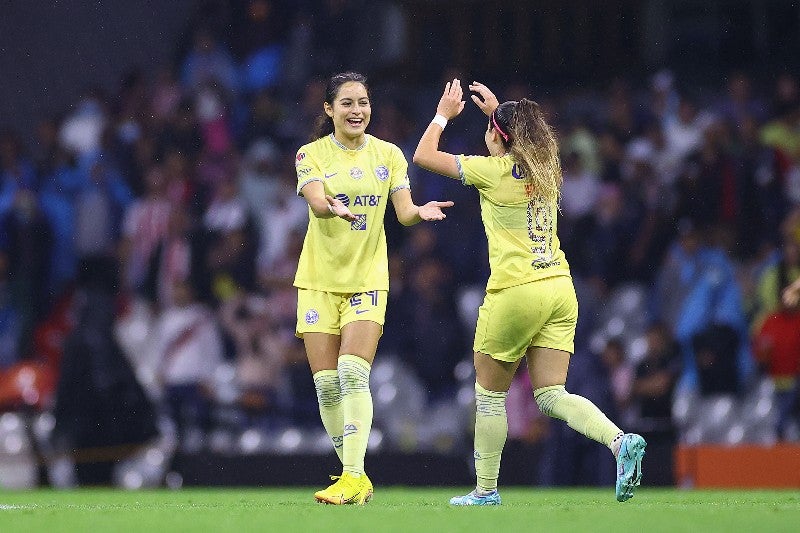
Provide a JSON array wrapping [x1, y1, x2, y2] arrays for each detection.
[[457, 154, 570, 290]]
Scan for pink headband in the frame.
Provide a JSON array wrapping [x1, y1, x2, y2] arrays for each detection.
[[491, 111, 509, 142]]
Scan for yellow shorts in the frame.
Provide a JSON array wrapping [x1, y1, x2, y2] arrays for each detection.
[[296, 288, 388, 337], [473, 275, 577, 362]]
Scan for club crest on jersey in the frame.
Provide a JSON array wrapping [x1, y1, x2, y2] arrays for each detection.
[[351, 214, 367, 231], [350, 167, 364, 180], [304, 309, 319, 325], [374, 165, 389, 181], [334, 193, 350, 206]]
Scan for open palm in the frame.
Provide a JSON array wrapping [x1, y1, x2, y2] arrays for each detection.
[[419, 200, 454, 221]]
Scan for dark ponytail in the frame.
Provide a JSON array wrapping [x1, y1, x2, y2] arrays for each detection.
[[310, 71, 369, 141]]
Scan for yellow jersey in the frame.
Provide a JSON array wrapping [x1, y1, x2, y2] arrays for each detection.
[[456, 154, 570, 291], [294, 134, 410, 292]]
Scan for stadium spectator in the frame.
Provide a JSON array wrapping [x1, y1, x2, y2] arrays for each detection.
[[120, 166, 172, 291], [142, 204, 209, 308], [652, 220, 755, 392], [0, 253, 20, 369], [753, 302, 800, 441], [560, 150, 599, 222], [149, 279, 224, 450], [72, 154, 133, 265], [219, 291, 286, 431], [599, 338, 634, 424], [752, 210, 800, 330], [392, 253, 466, 401], [413, 79, 645, 504], [572, 182, 635, 291], [0, 190, 54, 355], [181, 28, 239, 96], [630, 322, 680, 484], [716, 71, 767, 129]]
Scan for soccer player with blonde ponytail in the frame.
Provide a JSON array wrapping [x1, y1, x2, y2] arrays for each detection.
[[413, 79, 646, 505]]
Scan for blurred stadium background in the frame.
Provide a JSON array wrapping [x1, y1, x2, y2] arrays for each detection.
[[0, 0, 799, 491]]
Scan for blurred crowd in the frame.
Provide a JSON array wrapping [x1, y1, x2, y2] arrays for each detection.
[[0, 0, 798, 486]]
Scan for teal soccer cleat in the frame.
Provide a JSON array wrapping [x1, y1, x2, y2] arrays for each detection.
[[616, 433, 646, 502], [449, 489, 501, 506]]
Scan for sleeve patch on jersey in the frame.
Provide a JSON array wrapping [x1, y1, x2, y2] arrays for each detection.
[[297, 177, 322, 196], [296, 152, 306, 162], [389, 183, 410, 195], [455, 155, 467, 185]]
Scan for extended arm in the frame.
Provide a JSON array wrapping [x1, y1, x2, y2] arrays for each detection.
[[390, 188, 453, 226], [299, 180, 356, 221], [412, 79, 465, 179]]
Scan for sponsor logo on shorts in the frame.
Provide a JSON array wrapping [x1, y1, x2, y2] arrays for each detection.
[[374, 165, 389, 181], [351, 214, 367, 231], [334, 193, 350, 206], [305, 309, 319, 325], [350, 167, 364, 180]]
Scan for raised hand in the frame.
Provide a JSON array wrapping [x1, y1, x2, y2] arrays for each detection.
[[325, 194, 357, 221], [418, 200, 454, 221], [469, 81, 500, 116], [436, 79, 466, 120]]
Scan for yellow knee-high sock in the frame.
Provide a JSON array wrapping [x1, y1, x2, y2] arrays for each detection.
[[338, 354, 373, 476], [474, 382, 508, 492], [534, 385, 622, 448], [313, 369, 343, 463]]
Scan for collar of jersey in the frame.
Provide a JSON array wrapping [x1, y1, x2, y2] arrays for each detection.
[[329, 133, 369, 152]]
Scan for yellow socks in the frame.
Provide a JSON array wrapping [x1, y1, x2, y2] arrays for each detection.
[[338, 354, 373, 477], [313, 369, 344, 463], [474, 382, 508, 492], [533, 385, 622, 448]]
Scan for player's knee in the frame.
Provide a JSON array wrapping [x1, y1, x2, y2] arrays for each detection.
[[313, 370, 341, 406], [337, 354, 371, 395], [533, 385, 567, 418]]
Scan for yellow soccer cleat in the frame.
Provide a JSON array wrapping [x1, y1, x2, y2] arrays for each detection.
[[314, 472, 373, 505]]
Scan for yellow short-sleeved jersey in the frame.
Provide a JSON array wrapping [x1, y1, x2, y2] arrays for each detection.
[[456, 153, 570, 290], [294, 134, 410, 292]]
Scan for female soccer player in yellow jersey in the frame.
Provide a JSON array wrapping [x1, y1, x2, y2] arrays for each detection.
[[294, 71, 453, 505], [413, 79, 646, 505]]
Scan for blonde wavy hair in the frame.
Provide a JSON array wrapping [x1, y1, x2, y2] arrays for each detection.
[[492, 99, 562, 204]]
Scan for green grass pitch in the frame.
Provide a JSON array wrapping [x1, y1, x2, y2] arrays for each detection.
[[1, 488, 799, 532]]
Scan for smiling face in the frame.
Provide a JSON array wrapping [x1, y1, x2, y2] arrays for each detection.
[[325, 81, 370, 145]]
